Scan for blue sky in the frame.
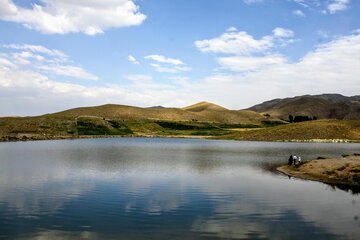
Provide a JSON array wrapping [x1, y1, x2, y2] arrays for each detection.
[[0, 0, 359, 115]]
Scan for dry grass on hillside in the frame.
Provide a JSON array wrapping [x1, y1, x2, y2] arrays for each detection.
[[221, 120, 360, 141]]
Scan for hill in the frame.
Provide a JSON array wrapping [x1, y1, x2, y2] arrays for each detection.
[[48, 102, 266, 124], [1, 98, 359, 142], [182, 101, 228, 112], [248, 94, 360, 120], [0, 102, 273, 141], [220, 120, 360, 142]]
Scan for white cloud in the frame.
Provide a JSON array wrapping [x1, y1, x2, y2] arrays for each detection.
[[272, 27, 294, 38], [226, 26, 238, 32], [0, 0, 146, 35], [144, 54, 191, 73], [326, 0, 350, 14], [291, 0, 350, 14], [195, 28, 295, 55], [291, 0, 321, 8], [316, 30, 330, 39], [194, 30, 360, 107], [39, 65, 99, 81], [3, 44, 67, 59], [145, 55, 184, 65], [150, 63, 191, 73], [1, 44, 99, 80], [195, 28, 295, 72], [243, 0, 263, 4], [0, 57, 16, 69], [293, 9, 306, 17], [123, 74, 152, 82], [218, 55, 287, 72], [128, 55, 140, 65], [1, 31, 360, 115]]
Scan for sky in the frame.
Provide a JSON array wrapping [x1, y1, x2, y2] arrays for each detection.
[[0, 0, 359, 116]]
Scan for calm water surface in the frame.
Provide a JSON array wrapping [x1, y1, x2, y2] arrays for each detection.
[[0, 138, 360, 239]]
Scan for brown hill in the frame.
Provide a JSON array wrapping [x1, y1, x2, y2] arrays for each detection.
[[48, 103, 264, 124], [182, 101, 228, 112], [0, 102, 270, 141], [248, 94, 360, 120], [221, 120, 360, 142]]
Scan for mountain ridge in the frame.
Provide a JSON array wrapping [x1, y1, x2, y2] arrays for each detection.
[[247, 94, 360, 120]]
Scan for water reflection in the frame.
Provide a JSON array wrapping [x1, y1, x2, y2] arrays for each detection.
[[0, 138, 359, 239]]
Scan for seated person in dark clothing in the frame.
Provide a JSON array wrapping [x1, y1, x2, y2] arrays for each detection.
[[288, 155, 293, 165]]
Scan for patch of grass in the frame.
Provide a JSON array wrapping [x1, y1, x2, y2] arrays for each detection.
[[155, 120, 217, 130], [342, 154, 350, 158], [76, 117, 132, 136], [337, 164, 349, 171], [261, 120, 287, 127], [218, 123, 260, 129], [190, 129, 232, 136]]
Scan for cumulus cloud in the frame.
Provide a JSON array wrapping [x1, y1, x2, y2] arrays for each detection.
[[39, 65, 99, 81], [195, 27, 295, 55], [1, 31, 360, 115], [293, 9, 306, 17], [145, 54, 191, 73], [0, 0, 146, 35], [150, 63, 191, 73], [194, 30, 360, 107], [195, 27, 295, 72], [226, 26, 238, 32], [218, 55, 287, 72], [1, 44, 98, 80], [128, 55, 140, 65], [145, 55, 184, 65], [3, 43, 67, 59], [326, 0, 350, 14]]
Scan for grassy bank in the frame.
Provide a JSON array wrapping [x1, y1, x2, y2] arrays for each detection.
[[217, 120, 360, 142]]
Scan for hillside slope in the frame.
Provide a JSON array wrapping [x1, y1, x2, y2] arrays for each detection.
[[248, 94, 360, 120], [221, 120, 360, 142], [0, 102, 269, 141]]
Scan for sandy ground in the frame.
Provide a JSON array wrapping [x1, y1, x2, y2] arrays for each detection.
[[277, 155, 360, 186]]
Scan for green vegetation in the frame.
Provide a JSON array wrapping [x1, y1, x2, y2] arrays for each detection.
[[76, 117, 133, 135]]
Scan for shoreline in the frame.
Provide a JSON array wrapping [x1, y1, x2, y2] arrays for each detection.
[[0, 133, 359, 143], [277, 155, 360, 188]]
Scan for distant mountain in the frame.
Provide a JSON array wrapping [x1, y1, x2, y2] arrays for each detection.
[[248, 94, 360, 120]]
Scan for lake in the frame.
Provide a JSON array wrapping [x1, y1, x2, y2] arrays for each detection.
[[0, 138, 359, 239]]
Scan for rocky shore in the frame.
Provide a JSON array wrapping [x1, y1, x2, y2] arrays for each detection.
[[277, 154, 360, 188]]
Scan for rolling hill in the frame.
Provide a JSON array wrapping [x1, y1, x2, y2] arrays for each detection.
[[220, 120, 360, 142], [0, 102, 272, 141], [1, 96, 359, 142], [248, 94, 360, 120]]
